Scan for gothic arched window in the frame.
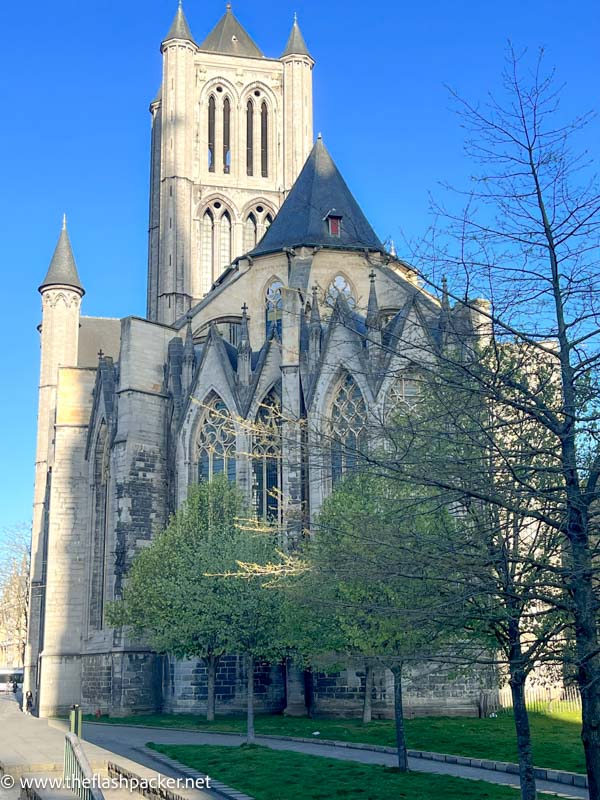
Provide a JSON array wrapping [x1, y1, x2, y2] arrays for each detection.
[[208, 95, 216, 173], [252, 392, 282, 521], [265, 279, 283, 338], [260, 102, 269, 178], [246, 100, 254, 176], [385, 374, 420, 418], [330, 373, 368, 484], [326, 275, 356, 309], [200, 210, 214, 293], [219, 211, 232, 274], [244, 213, 258, 252], [223, 97, 231, 174], [197, 395, 236, 482]]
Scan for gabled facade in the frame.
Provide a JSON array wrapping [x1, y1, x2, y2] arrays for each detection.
[[25, 5, 493, 718]]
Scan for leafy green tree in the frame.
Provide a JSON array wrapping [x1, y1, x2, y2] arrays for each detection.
[[107, 477, 285, 738], [293, 473, 452, 771]]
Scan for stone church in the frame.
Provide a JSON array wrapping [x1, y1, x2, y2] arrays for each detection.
[[26, 3, 489, 718]]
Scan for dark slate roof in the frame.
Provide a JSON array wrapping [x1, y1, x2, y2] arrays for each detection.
[[251, 137, 383, 257], [199, 5, 263, 58], [282, 17, 311, 58], [163, 3, 196, 44], [39, 217, 84, 293]]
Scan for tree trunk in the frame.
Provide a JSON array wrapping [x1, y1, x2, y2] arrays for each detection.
[[246, 652, 255, 744], [509, 668, 536, 800], [569, 531, 600, 799], [390, 664, 408, 771], [205, 652, 219, 722], [362, 660, 374, 724]]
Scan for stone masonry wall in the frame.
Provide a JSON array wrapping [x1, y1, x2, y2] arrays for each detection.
[[81, 651, 161, 714], [163, 655, 286, 716], [313, 659, 497, 719]]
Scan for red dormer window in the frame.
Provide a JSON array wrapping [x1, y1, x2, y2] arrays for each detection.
[[328, 215, 342, 237]]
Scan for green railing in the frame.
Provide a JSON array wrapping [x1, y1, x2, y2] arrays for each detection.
[[63, 733, 104, 800]]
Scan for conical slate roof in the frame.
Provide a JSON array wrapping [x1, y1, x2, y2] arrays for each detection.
[[199, 5, 263, 58], [40, 216, 84, 293], [163, 2, 195, 44], [282, 17, 311, 58], [251, 137, 383, 257]]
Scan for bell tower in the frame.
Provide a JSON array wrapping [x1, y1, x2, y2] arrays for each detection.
[[147, 3, 315, 325]]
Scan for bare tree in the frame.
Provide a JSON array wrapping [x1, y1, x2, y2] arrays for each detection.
[[378, 46, 600, 796], [0, 524, 31, 669]]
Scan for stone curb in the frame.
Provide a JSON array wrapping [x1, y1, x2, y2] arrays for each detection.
[[88, 721, 588, 790], [109, 747, 257, 800]]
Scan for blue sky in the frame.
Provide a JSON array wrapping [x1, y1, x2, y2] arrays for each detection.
[[0, 0, 598, 532]]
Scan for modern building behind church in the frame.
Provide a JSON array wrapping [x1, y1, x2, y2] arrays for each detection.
[[25, 3, 491, 718]]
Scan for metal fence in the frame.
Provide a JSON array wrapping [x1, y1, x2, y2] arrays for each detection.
[[497, 683, 581, 715], [64, 732, 104, 800]]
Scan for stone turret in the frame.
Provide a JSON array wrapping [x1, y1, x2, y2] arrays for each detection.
[[25, 216, 84, 708], [281, 15, 314, 190], [153, 1, 198, 324]]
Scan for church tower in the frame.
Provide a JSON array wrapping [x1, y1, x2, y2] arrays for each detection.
[[147, 3, 315, 324]]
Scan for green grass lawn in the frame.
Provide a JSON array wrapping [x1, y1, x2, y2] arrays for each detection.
[[148, 743, 530, 800], [88, 709, 584, 773]]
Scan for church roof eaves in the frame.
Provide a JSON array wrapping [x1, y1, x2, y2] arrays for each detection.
[[199, 6, 264, 59], [250, 137, 384, 258]]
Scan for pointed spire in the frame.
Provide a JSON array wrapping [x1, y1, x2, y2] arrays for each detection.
[[237, 303, 252, 385], [282, 14, 311, 58], [441, 275, 450, 313], [252, 136, 383, 257], [238, 302, 251, 353], [309, 285, 321, 327], [39, 216, 84, 295], [163, 1, 196, 45], [199, 5, 263, 57], [366, 270, 380, 329], [389, 239, 397, 258], [183, 314, 195, 361]]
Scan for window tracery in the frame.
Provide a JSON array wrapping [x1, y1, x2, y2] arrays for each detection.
[[326, 274, 356, 309], [330, 374, 368, 484], [197, 395, 237, 482], [252, 392, 282, 521], [385, 374, 420, 417], [265, 279, 283, 338]]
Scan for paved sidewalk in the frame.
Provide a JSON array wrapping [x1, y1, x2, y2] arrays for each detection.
[[0, 697, 222, 800], [0, 696, 109, 775], [81, 720, 589, 799]]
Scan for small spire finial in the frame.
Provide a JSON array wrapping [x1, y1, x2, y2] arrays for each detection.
[[294, 11, 298, 22], [241, 302, 248, 315], [178, 0, 182, 8], [62, 213, 67, 230], [369, 269, 376, 284], [317, 132, 322, 140], [97, 349, 104, 360], [226, 2, 232, 10]]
